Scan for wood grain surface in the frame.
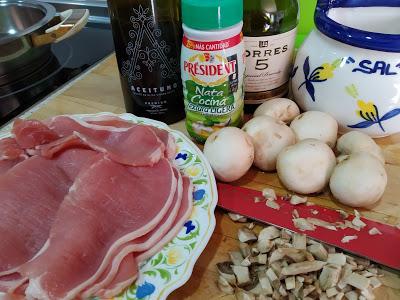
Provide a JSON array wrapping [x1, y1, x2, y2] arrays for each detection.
[[21, 54, 400, 299]]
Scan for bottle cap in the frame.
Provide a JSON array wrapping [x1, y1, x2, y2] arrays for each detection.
[[182, 0, 243, 30]]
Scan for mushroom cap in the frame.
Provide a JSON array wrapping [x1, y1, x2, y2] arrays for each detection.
[[277, 139, 336, 194], [329, 152, 387, 207], [204, 127, 254, 182], [253, 98, 300, 123], [290, 111, 338, 148], [336, 131, 385, 164], [243, 116, 295, 171]]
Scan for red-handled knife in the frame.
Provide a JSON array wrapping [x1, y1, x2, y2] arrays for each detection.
[[217, 182, 400, 270]]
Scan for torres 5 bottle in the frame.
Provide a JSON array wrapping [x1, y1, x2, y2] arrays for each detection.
[[107, 0, 185, 124], [243, 0, 299, 112]]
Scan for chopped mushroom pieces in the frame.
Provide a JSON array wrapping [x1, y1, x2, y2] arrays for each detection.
[[289, 195, 308, 205], [266, 198, 280, 210], [238, 228, 258, 243], [228, 213, 248, 222], [262, 188, 277, 200], [368, 227, 382, 235], [293, 218, 316, 231], [341, 235, 358, 243], [217, 216, 385, 299], [307, 218, 337, 231]]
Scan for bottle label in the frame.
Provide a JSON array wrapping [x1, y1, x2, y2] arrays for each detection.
[[119, 5, 182, 116], [181, 33, 245, 143], [244, 27, 297, 95]]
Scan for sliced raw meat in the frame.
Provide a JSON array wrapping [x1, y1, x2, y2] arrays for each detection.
[[0, 156, 71, 278], [21, 157, 176, 300], [39, 135, 90, 159], [91, 175, 193, 298], [137, 175, 193, 262], [81, 167, 183, 298], [0, 138, 25, 161], [94, 254, 137, 299], [12, 119, 59, 149], [83, 115, 176, 160], [53, 149, 99, 180], [0, 273, 27, 294], [47, 116, 165, 166], [0, 159, 23, 175]]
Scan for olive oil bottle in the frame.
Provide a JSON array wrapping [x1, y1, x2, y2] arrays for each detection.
[[243, 0, 299, 112], [107, 0, 185, 124]]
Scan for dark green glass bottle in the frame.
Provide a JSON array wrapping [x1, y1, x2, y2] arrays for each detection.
[[243, 0, 299, 112], [107, 0, 185, 124]]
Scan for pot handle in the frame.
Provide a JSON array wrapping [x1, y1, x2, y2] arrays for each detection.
[[32, 9, 89, 47]]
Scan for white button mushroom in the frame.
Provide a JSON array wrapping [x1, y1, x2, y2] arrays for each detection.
[[329, 152, 387, 207], [253, 98, 300, 123], [203, 127, 254, 182], [336, 131, 385, 164], [277, 139, 336, 194], [290, 111, 338, 148], [242, 116, 296, 171]]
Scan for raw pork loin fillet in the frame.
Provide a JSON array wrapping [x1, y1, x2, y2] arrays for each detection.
[[21, 157, 177, 300], [0, 114, 194, 300]]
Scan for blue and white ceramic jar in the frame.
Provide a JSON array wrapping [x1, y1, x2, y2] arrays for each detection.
[[291, 0, 400, 137]]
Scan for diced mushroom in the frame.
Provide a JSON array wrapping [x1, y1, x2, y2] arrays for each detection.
[[303, 285, 316, 297], [307, 243, 328, 261], [360, 287, 375, 300], [292, 209, 300, 219], [230, 251, 245, 266], [266, 268, 280, 289], [345, 272, 370, 290], [293, 218, 316, 231], [258, 254, 268, 265], [319, 264, 342, 290], [285, 276, 296, 290], [370, 277, 382, 289], [258, 271, 273, 295], [238, 228, 258, 243], [359, 270, 375, 278], [217, 262, 237, 285], [259, 226, 281, 240], [311, 209, 319, 215], [240, 242, 252, 258], [338, 264, 353, 289], [262, 188, 277, 200], [266, 198, 280, 210], [247, 222, 255, 230], [306, 218, 337, 231], [232, 265, 251, 287], [341, 235, 358, 243], [281, 261, 327, 276], [344, 291, 358, 300], [235, 289, 256, 300], [279, 285, 288, 296], [326, 287, 339, 297], [352, 211, 367, 228], [335, 292, 344, 300], [228, 213, 248, 222], [368, 227, 382, 235], [336, 209, 349, 219], [254, 196, 263, 203], [241, 256, 252, 267], [257, 239, 274, 254], [269, 248, 307, 263], [218, 275, 234, 294], [292, 233, 307, 250], [251, 247, 260, 256], [281, 229, 292, 240], [327, 253, 347, 266], [270, 262, 283, 277], [290, 195, 308, 205]]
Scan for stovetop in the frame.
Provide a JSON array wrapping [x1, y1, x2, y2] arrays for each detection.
[[0, 0, 115, 125]]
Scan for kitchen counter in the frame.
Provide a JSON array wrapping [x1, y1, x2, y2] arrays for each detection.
[[14, 54, 400, 299]]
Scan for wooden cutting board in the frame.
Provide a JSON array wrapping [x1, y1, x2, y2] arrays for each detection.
[[12, 54, 400, 299]]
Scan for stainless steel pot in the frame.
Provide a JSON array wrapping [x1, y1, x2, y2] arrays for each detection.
[[0, 0, 89, 84]]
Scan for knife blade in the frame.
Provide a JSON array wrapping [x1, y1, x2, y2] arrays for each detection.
[[217, 182, 400, 270]]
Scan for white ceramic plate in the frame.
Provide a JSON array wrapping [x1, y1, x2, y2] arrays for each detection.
[[0, 113, 218, 300]]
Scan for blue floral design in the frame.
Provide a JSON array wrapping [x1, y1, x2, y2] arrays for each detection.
[[297, 56, 355, 102], [175, 153, 188, 160], [184, 220, 196, 234], [136, 281, 155, 299], [193, 189, 205, 201]]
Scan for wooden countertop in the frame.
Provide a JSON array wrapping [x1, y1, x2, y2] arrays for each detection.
[[14, 54, 400, 299]]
